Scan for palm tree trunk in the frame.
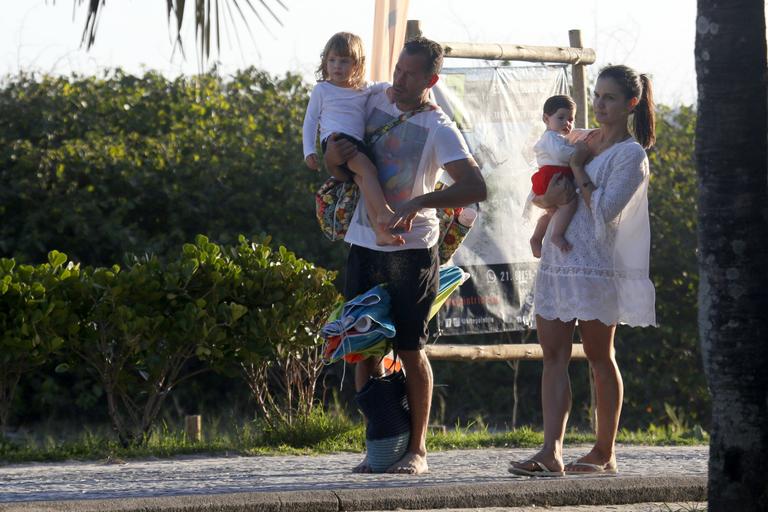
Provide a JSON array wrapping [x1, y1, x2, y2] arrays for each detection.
[[695, 1, 768, 509]]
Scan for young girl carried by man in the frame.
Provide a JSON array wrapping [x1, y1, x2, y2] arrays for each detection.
[[302, 32, 402, 246]]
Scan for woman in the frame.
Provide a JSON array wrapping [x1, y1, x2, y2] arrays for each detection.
[[510, 64, 656, 477]]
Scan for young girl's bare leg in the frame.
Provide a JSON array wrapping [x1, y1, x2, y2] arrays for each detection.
[[530, 212, 552, 258], [346, 152, 403, 246], [549, 197, 578, 253]]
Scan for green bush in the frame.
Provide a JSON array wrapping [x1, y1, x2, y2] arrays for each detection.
[[0, 69, 345, 271], [0, 70, 705, 432], [208, 235, 340, 429], [0, 236, 338, 445], [0, 251, 78, 431]]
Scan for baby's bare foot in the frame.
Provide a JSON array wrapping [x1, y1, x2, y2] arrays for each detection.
[[373, 212, 404, 246], [386, 452, 428, 475], [551, 234, 572, 253], [530, 237, 543, 258]]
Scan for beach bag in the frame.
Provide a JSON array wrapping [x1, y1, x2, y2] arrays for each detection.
[[355, 370, 410, 472], [435, 179, 479, 264], [315, 178, 359, 241]]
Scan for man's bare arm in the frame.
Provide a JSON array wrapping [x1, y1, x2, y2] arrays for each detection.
[[322, 133, 357, 181], [389, 157, 487, 228]]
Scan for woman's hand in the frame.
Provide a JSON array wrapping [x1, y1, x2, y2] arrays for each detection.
[[569, 139, 597, 208], [533, 174, 576, 209], [565, 128, 596, 144], [570, 141, 591, 168]]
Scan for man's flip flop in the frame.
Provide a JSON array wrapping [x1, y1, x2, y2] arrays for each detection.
[[564, 461, 619, 475], [508, 459, 565, 477]]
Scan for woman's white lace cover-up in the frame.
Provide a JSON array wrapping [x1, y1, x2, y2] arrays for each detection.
[[534, 138, 656, 327]]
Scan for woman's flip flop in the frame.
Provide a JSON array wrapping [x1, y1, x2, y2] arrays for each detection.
[[508, 459, 565, 477], [565, 461, 619, 475]]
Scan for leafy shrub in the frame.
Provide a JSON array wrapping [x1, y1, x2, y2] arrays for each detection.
[[0, 251, 78, 430], [221, 236, 340, 428], [0, 69, 345, 271], [0, 236, 337, 445]]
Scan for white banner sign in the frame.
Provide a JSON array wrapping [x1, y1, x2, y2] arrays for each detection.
[[433, 65, 570, 336]]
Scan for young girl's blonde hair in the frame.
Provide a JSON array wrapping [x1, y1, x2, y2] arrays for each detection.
[[316, 32, 366, 89]]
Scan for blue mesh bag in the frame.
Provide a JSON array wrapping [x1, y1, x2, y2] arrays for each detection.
[[355, 370, 410, 472]]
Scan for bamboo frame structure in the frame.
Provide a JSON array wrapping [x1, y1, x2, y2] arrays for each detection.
[[406, 19, 592, 129], [425, 343, 586, 361]]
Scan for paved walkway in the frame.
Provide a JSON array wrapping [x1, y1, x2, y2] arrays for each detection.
[[0, 445, 708, 511], [370, 506, 707, 512]]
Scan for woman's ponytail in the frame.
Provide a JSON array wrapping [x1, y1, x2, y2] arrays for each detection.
[[598, 65, 656, 149], [633, 74, 656, 149]]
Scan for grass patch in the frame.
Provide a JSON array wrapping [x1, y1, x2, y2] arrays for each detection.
[[0, 414, 707, 464], [259, 409, 362, 449], [617, 423, 709, 445]]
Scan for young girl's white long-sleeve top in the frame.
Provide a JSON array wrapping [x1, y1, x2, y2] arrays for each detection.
[[302, 81, 387, 158], [534, 138, 656, 327]]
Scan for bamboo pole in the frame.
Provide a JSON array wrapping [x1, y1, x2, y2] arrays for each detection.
[[569, 30, 589, 129], [405, 19, 422, 41], [425, 343, 586, 361], [440, 42, 596, 65]]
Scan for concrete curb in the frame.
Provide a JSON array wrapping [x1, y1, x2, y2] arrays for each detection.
[[0, 476, 707, 512]]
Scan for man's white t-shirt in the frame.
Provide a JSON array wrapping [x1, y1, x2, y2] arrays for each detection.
[[344, 89, 472, 251]]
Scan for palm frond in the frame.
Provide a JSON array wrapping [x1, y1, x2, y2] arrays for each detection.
[[55, 0, 288, 66]]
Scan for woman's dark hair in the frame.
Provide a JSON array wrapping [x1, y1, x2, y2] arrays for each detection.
[[598, 65, 656, 148]]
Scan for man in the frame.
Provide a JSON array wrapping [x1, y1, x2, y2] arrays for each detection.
[[325, 37, 487, 475]]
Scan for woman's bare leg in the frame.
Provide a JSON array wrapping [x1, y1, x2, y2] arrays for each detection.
[[567, 319, 621, 472], [510, 315, 575, 473]]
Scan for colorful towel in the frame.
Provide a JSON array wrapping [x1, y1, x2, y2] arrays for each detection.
[[321, 266, 469, 364]]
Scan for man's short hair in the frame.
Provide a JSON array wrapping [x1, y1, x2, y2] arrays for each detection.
[[543, 95, 576, 115], [403, 37, 444, 76]]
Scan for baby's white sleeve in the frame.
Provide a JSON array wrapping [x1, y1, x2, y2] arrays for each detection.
[[550, 133, 576, 165]]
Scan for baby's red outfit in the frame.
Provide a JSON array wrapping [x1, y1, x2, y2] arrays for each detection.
[[531, 165, 573, 196]]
